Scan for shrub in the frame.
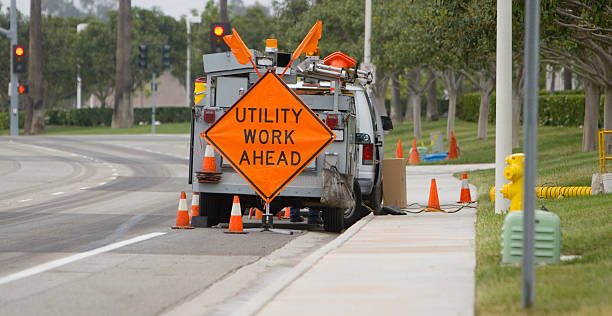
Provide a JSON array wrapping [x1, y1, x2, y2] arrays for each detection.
[[458, 91, 604, 127]]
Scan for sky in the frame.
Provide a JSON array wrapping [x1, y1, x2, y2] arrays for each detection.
[[0, 0, 274, 19]]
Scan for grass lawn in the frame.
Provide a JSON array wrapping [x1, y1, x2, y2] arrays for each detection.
[[0, 122, 190, 136], [388, 118, 611, 315]]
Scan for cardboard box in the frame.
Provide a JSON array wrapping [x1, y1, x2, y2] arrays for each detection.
[[382, 158, 407, 208]]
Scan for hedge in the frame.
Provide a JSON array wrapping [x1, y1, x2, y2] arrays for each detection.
[[458, 92, 604, 127], [0, 107, 191, 130]]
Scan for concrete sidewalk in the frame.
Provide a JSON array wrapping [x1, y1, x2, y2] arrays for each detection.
[[254, 163, 494, 316]]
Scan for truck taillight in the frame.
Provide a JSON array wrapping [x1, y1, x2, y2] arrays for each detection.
[[326, 114, 338, 129], [362, 144, 374, 165], [204, 109, 216, 123]]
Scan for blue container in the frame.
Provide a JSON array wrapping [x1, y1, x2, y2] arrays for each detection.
[[423, 153, 448, 162]]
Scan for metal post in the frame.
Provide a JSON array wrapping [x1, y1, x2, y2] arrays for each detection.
[[9, 0, 18, 136], [151, 72, 156, 135], [186, 20, 191, 108], [495, 0, 512, 214], [522, 0, 540, 308], [76, 23, 88, 110], [77, 75, 82, 109], [364, 0, 371, 65]]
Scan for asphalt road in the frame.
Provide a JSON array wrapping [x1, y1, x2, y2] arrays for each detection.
[[0, 135, 334, 316]]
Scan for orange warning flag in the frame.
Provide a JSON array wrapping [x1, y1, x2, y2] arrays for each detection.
[[223, 28, 253, 65], [292, 21, 322, 60]]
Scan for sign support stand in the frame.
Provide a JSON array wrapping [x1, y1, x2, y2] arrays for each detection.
[[245, 201, 300, 235]]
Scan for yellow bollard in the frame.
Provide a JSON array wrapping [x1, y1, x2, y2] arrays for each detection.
[[194, 77, 207, 105], [499, 153, 524, 212]]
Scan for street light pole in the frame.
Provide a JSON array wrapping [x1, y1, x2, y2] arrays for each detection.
[[76, 23, 88, 110]]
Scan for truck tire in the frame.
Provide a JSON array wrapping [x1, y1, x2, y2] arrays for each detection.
[[343, 181, 364, 228], [323, 208, 344, 233], [200, 193, 231, 227]]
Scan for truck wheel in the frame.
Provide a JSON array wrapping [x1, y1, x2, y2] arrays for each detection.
[[323, 208, 344, 233], [200, 193, 231, 227], [343, 181, 364, 228]]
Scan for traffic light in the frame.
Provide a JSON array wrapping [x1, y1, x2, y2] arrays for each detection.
[[18, 84, 28, 94], [161, 45, 171, 69], [12, 45, 26, 73], [138, 44, 148, 69], [210, 22, 230, 53]]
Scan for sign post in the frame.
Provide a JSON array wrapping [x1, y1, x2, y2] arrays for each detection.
[[205, 70, 335, 232]]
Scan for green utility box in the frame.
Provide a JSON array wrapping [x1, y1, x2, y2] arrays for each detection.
[[501, 210, 562, 264]]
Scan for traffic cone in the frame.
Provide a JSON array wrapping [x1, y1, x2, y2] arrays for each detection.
[[225, 196, 247, 234], [447, 131, 459, 159], [409, 139, 420, 164], [426, 179, 440, 211], [395, 139, 404, 158], [172, 192, 194, 229], [202, 143, 217, 172], [283, 206, 290, 219], [458, 173, 475, 203], [195, 143, 221, 183], [190, 192, 200, 220], [255, 208, 263, 220]]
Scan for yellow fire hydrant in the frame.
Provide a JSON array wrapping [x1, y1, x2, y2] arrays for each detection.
[[500, 153, 524, 212]]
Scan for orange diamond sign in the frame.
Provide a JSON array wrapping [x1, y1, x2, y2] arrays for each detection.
[[204, 71, 335, 203]]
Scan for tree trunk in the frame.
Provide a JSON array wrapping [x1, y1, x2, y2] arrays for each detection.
[[389, 72, 402, 125], [441, 68, 461, 140], [511, 88, 522, 148], [412, 94, 422, 139], [603, 85, 612, 153], [112, 0, 133, 129], [477, 74, 494, 140], [426, 69, 438, 122], [26, 0, 44, 135], [404, 92, 413, 122], [549, 65, 556, 92], [563, 67, 572, 90], [373, 74, 389, 116], [447, 91, 457, 141], [512, 66, 524, 148], [582, 80, 601, 152]]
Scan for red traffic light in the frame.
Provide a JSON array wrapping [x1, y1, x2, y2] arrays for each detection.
[[14, 46, 24, 56], [213, 25, 224, 37]]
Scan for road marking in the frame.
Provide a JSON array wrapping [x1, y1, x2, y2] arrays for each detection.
[[0, 232, 166, 286], [18, 198, 33, 203], [79, 187, 89, 190], [98, 182, 106, 186], [110, 177, 117, 180], [51, 192, 64, 196]]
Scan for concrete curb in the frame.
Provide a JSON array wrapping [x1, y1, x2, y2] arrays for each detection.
[[230, 214, 375, 316]]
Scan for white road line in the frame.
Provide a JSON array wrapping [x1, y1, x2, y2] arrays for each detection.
[[18, 198, 33, 203], [79, 187, 89, 190], [51, 192, 64, 196], [0, 232, 166, 286], [109, 177, 117, 180], [98, 182, 106, 186]]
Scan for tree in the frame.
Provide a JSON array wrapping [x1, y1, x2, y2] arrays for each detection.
[[75, 20, 115, 108], [112, 0, 132, 128], [540, 0, 612, 151], [25, 0, 43, 134]]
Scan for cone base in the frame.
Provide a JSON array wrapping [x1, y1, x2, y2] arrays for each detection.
[[171, 225, 195, 229], [224, 231, 248, 234]]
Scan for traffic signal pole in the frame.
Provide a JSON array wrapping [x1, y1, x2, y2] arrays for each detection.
[[152, 72, 156, 135], [8, 0, 18, 136]]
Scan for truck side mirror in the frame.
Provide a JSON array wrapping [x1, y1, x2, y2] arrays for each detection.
[[381, 116, 393, 131], [355, 132, 371, 144]]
